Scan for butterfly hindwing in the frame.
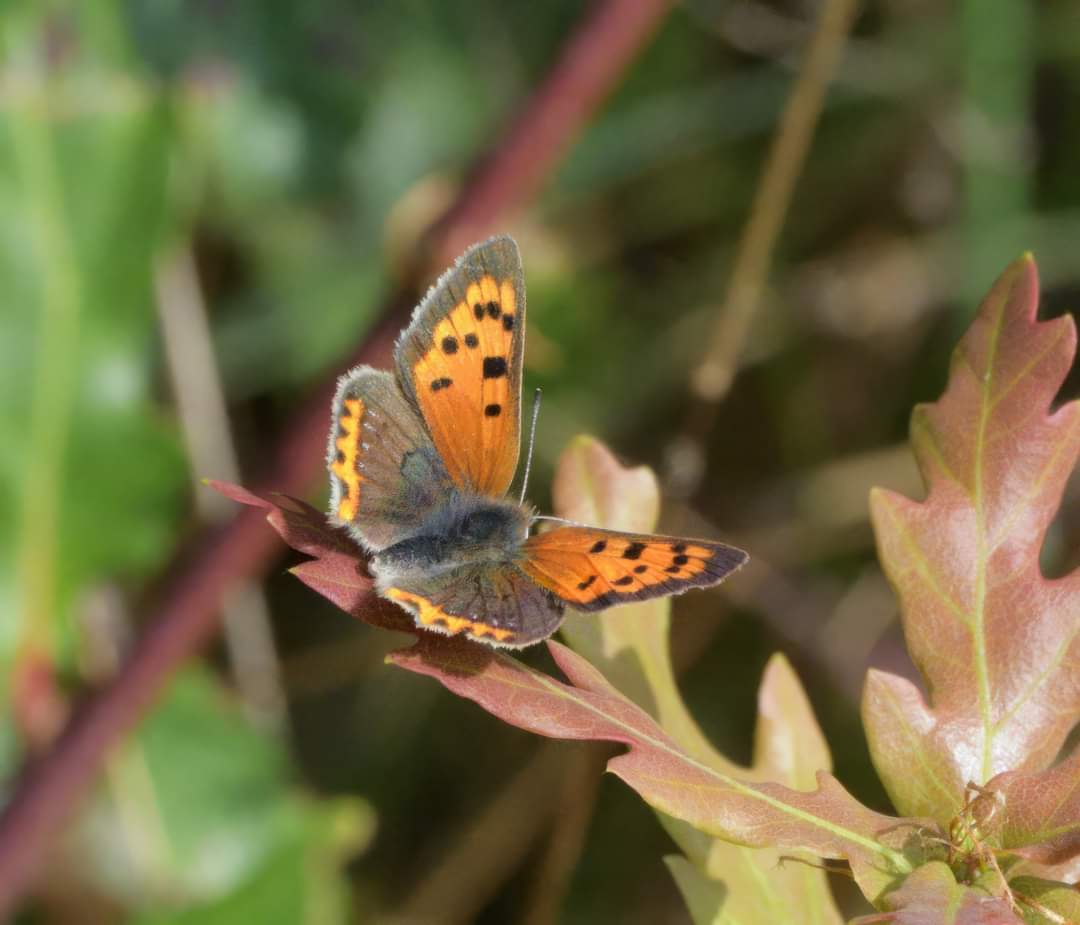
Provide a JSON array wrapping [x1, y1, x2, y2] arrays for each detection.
[[394, 235, 526, 498], [379, 563, 565, 648], [328, 366, 456, 551], [519, 527, 748, 611]]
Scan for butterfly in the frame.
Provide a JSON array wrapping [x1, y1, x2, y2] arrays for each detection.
[[328, 235, 748, 648]]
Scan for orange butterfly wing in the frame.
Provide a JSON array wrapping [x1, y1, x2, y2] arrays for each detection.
[[520, 527, 747, 611], [395, 236, 525, 498]]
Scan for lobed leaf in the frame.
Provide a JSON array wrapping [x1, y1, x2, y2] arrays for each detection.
[[982, 749, 1080, 865], [659, 656, 846, 924], [551, 437, 842, 923], [850, 862, 1021, 925], [389, 636, 916, 902], [865, 255, 1080, 822], [1006, 875, 1080, 925]]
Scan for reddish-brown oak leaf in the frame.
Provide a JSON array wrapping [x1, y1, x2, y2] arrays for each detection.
[[864, 256, 1080, 822], [850, 862, 1021, 925], [390, 635, 917, 902], [207, 480, 413, 636], [981, 748, 1080, 866]]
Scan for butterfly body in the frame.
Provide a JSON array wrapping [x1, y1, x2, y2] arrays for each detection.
[[328, 235, 747, 648], [370, 494, 532, 580]]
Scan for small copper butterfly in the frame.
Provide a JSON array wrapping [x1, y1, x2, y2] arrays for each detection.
[[328, 236, 748, 647]]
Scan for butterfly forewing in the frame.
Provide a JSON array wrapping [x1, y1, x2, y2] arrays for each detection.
[[394, 236, 526, 498], [328, 367, 456, 551], [520, 527, 748, 611]]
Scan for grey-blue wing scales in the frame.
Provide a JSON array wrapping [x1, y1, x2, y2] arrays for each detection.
[[327, 366, 456, 552]]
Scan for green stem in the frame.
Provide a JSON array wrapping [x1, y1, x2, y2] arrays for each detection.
[[961, 0, 1033, 320], [12, 83, 83, 659]]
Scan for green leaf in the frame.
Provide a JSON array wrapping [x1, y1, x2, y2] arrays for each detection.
[[76, 667, 373, 917], [664, 856, 730, 925], [133, 794, 366, 925], [865, 255, 1080, 822], [0, 10, 185, 704], [1007, 875, 1080, 925], [389, 637, 915, 904]]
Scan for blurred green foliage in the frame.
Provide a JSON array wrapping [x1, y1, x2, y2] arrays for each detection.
[[1, 0, 1077, 922]]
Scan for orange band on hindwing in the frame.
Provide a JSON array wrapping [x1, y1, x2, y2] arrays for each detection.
[[331, 398, 365, 521], [386, 587, 515, 643]]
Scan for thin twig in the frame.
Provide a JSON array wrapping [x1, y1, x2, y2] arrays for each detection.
[[429, 0, 674, 264], [155, 246, 286, 732], [692, 0, 860, 402], [672, 0, 861, 495], [0, 0, 675, 916], [382, 744, 567, 925], [520, 744, 609, 925]]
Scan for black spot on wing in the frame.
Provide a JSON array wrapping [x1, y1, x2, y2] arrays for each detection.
[[622, 542, 646, 560], [483, 356, 508, 379], [484, 403, 502, 417], [441, 335, 458, 354], [502, 314, 515, 331], [589, 540, 607, 554], [486, 300, 501, 319], [430, 377, 453, 392], [473, 303, 485, 320], [634, 564, 647, 574], [464, 332, 479, 349], [569, 542, 746, 612], [577, 574, 596, 591]]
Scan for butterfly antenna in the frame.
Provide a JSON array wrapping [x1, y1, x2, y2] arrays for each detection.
[[520, 387, 542, 504]]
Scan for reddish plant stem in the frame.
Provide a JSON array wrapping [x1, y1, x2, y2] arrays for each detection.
[[431, 0, 673, 262], [0, 0, 674, 915]]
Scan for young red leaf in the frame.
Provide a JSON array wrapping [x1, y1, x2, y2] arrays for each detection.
[[389, 635, 916, 902], [206, 480, 413, 636], [864, 256, 1080, 821], [850, 862, 1021, 925], [982, 749, 1080, 865]]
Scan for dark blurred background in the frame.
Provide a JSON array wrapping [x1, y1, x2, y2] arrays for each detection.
[[2, 1, 1078, 922]]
